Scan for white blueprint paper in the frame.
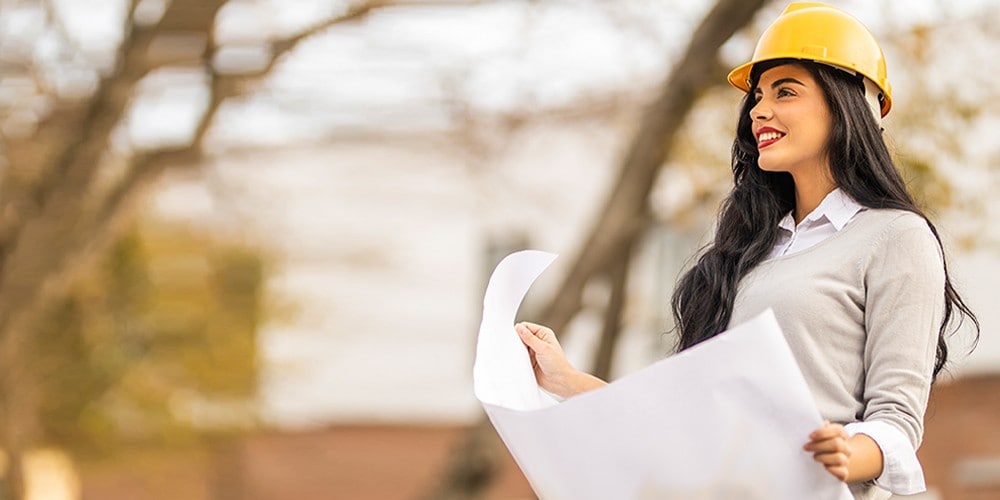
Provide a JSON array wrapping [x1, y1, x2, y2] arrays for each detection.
[[473, 250, 560, 411], [473, 250, 853, 500]]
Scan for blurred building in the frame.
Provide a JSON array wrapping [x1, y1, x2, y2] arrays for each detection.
[[920, 375, 1000, 499]]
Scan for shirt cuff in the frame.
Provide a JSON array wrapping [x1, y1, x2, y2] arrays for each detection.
[[844, 420, 926, 495]]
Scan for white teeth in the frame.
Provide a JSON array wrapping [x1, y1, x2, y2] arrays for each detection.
[[758, 131, 783, 143]]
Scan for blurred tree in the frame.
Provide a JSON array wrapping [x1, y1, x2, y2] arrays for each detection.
[[30, 218, 266, 459], [0, 0, 391, 497], [881, 16, 1000, 251]]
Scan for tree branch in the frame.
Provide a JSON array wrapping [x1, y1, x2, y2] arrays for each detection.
[[219, 0, 491, 92], [215, 1, 388, 86]]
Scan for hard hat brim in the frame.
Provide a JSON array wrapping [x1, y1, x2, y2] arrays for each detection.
[[727, 61, 755, 93], [726, 57, 892, 117]]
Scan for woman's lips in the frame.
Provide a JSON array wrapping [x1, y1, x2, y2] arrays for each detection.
[[757, 129, 784, 149]]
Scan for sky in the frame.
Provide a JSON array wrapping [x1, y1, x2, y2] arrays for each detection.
[[10, 0, 994, 148]]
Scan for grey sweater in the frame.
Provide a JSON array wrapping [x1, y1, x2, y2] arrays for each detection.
[[728, 209, 945, 500]]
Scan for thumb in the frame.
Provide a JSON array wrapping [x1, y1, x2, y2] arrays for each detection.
[[515, 323, 546, 351]]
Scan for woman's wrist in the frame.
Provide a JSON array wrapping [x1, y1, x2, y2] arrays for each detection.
[[560, 369, 607, 398], [845, 433, 885, 483]]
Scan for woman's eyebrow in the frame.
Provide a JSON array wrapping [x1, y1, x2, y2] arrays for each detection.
[[769, 77, 805, 89], [753, 77, 806, 94]]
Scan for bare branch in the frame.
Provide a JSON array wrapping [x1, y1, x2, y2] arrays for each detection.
[[223, 0, 492, 88], [271, 2, 382, 58]]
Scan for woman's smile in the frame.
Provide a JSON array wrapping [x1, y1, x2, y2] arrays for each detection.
[[756, 126, 785, 149]]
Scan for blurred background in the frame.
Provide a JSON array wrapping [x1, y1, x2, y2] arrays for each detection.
[[0, 0, 997, 499]]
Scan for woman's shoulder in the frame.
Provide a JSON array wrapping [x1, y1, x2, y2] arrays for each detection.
[[857, 208, 942, 260], [857, 208, 931, 235]]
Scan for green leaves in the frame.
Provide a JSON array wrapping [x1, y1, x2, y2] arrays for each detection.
[[32, 218, 268, 457]]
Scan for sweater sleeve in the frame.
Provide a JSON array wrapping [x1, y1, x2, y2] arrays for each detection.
[[861, 214, 945, 449]]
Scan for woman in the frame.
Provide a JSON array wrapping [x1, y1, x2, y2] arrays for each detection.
[[514, 3, 978, 499]]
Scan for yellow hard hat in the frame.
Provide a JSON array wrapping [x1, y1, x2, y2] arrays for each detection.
[[727, 2, 892, 117]]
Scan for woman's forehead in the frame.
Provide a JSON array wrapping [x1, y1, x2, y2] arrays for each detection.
[[755, 63, 815, 88]]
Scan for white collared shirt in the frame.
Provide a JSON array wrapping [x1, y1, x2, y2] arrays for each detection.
[[765, 188, 927, 495], [767, 187, 866, 259]]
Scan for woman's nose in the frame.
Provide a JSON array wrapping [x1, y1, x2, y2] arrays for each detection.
[[751, 100, 772, 121]]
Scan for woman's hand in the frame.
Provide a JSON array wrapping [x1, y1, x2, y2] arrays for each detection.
[[805, 422, 886, 484], [804, 422, 852, 481], [515, 322, 606, 398]]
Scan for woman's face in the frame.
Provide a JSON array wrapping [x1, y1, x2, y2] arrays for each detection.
[[750, 64, 833, 177]]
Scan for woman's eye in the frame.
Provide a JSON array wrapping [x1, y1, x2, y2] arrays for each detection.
[[777, 88, 795, 98]]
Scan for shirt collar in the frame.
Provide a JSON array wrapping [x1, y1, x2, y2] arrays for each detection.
[[778, 188, 865, 232]]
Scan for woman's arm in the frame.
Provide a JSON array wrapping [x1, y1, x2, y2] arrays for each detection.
[[515, 322, 607, 399], [852, 216, 945, 492]]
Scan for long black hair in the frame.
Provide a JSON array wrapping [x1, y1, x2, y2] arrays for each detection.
[[670, 59, 978, 378]]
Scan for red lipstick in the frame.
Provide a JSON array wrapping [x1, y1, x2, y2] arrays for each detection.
[[756, 126, 785, 149]]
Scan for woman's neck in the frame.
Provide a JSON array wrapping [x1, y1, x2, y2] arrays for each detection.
[[792, 171, 837, 225]]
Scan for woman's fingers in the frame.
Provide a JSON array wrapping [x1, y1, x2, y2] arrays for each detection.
[[823, 464, 849, 481], [808, 421, 848, 440], [813, 451, 850, 466], [515, 323, 563, 372], [516, 321, 543, 334], [516, 322, 558, 350], [517, 322, 555, 343], [803, 436, 850, 454], [810, 443, 850, 482], [515, 323, 543, 349], [805, 422, 851, 482]]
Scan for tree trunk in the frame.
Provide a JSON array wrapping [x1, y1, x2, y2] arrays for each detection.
[[421, 0, 767, 498], [591, 237, 634, 381], [0, 328, 37, 500]]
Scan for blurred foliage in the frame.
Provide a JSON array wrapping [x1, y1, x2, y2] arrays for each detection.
[[883, 18, 999, 231], [28, 217, 266, 459], [895, 155, 952, 213]]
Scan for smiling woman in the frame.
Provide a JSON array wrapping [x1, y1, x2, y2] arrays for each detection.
[[679, 4, 981, 497], [513, 3, 980, 500]]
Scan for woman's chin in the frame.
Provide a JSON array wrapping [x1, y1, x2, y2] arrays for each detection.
[[756, 161, 785, 173], [755, 153, 795, 173]]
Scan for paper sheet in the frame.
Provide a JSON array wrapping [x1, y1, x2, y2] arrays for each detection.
[[473, 250, 560, 411], [473, 250, 853, 500]]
